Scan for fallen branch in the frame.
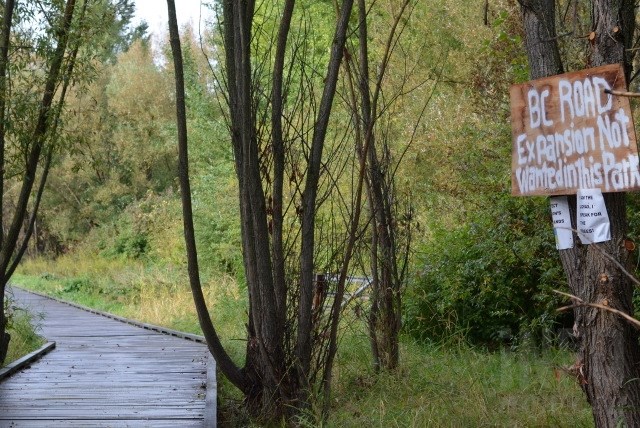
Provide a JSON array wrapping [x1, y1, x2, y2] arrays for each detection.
[[554, 290, 640, 329]]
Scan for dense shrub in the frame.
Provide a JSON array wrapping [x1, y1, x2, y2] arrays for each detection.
[[404, 194, 567, 347]]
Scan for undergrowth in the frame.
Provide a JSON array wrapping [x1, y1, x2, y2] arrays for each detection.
[[3, 290, 45, 367], [14, 255, 592, 426], [329, 337, 592, 427]]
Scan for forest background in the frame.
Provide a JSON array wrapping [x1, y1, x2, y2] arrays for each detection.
[[6, 0, 633, 425]]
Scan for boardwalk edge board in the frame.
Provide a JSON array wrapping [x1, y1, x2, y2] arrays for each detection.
[[205, 354, 217, 427], [0, 341, 56, 381], [12, 285, 206, 343]]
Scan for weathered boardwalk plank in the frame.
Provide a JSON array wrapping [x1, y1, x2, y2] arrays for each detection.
[[0, 287, 215, 427]]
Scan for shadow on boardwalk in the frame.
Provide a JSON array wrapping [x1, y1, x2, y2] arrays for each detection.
[[0, 287, 215, 427]]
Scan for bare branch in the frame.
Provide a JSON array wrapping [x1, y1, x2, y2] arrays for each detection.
[[554, 290, 640, 330], [604, 88, 640, 97]]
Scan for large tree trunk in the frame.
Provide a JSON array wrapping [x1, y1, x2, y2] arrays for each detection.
[[222, 1, 290, 417], [520, 0, 640, 425], [568, 2, 640, 425]]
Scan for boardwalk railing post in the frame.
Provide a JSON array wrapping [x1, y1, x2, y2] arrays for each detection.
[[312, 273, 327, 314]]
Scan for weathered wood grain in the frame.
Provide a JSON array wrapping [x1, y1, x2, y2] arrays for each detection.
[[510, 63, 640, 196], [0, 287, 216, 427]]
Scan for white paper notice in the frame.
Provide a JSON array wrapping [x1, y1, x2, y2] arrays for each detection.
[[550, 196, 573, 250], [577, 189, 611, 244]]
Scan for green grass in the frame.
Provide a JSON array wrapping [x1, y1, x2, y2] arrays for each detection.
[[15, 255, 592, 426], [3, 291, 45, 367], [14, 254, 248, 358], [328, 338, 592, 427]]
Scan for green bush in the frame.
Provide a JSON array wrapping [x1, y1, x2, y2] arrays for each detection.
[[111, 231, 149, 259], [404, 193, 566, 347], [61, 277, 94, 294]]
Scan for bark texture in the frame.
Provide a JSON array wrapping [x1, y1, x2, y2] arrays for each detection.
[[520, 0, 640, 426]]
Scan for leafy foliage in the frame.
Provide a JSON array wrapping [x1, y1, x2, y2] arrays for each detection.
[[400, 0, 570, 347], [405, 195, 566, 346]]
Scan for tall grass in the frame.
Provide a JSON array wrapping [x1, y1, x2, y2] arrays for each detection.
[[16, 254, 248, 359], [329, 337, 592, 427], [15, 254, 591, 426]]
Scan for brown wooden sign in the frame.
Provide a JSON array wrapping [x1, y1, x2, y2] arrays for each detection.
[[510, 64, 639, 196]]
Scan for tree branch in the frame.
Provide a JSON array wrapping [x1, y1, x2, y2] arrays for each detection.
[[0, 0, 15, 251], [555, 290, 640, 330], [604, 88, 640, 97]]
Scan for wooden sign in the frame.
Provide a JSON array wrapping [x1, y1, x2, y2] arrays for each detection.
[[510, 64, 639, 196]]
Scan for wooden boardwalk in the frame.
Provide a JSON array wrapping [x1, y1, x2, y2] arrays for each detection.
[[0, 287, 215, 427]]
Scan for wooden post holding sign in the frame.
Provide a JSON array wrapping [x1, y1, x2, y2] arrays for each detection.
[[510, 64, 640, 197]]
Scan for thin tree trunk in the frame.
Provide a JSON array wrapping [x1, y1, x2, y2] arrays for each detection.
[[166, 0, 248, 393], [5, 0, 87, 280], [355, 0, 411, 371], [297, 0, 354, 392], [0, 0, 76, 276], [0, 0, 72, 366], [0, 0, 15, 367], [222, 0, 290, 416], [0, 0, 15, 251], [220, 0, 264, 401], [270, 0, 295, 335], [318, 33, 376, 406]]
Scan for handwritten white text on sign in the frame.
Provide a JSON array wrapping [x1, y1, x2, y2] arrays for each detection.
[[510, 64, 640, 196]]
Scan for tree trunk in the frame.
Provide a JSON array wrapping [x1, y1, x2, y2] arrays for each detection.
[[0, 0, 14, 368], [0, 0, 75, 367], [354, 0, 412, 372], [166, 0, 250, 397], [222, 1, 291, 417], [297, 0, 354, 387], [177, 0, 356, 420], [0, 300, 9, 365], [570, 2, 640, 425], [520, 1, 640, 425]]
